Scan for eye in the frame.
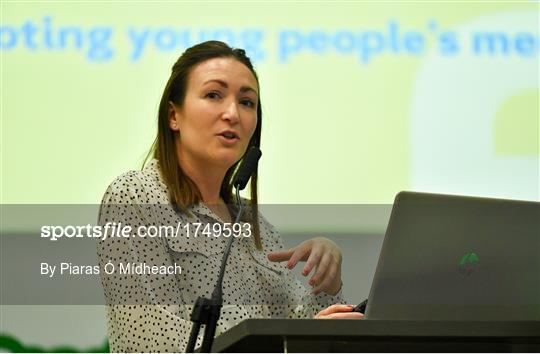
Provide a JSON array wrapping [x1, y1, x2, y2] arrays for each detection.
[[240, 99, 256, 109], [205, 91, 221, 100]]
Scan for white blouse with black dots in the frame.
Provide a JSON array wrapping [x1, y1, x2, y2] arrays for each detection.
[[97, 159, 345, 352]]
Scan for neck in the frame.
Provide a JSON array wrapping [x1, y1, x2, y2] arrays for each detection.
[[177, 151, 227, 205]]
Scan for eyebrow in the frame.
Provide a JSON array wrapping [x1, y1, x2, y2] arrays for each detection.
[[203, 79, 258, 95]]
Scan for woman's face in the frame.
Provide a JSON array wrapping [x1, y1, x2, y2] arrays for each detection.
[[169, 57, 259, 171]]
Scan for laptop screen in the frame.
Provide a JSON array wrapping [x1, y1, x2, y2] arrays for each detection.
[[365, 192, 540, 321]]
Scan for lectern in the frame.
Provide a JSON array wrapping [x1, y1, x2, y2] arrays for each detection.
[[211, 319, 540, 352]]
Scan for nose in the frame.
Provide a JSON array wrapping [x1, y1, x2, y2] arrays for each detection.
[[221, 100, 240, 124]]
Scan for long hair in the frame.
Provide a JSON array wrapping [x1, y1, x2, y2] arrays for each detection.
[[144, 41, 263, 250]]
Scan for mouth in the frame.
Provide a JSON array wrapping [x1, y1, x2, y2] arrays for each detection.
[[217, 130, 240, 142]]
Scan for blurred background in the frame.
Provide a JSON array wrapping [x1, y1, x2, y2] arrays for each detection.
[[1, 1, 538, 352]]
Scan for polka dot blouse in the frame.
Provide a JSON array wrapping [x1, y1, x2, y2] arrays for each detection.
[[97, 159, 345, 352]]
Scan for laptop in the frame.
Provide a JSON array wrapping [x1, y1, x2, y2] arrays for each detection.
[[365, 191, 540, 321]]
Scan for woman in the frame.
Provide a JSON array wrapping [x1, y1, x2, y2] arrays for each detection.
[[97, 40, 362, 353]]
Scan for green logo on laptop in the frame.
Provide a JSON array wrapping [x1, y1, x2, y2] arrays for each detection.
[[459, 252, 479, 275]]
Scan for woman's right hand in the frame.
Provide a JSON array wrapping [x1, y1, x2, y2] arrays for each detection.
[[314, 304, 364, 319]]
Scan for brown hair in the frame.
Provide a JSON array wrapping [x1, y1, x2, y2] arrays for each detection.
[[144, 40, 263, 250]]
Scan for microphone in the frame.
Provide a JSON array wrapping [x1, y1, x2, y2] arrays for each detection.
[[186, 146, 262, 353], [233, 147, 262, 190]]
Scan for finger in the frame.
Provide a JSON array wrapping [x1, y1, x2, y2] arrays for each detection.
[[313, 263, 338, 295], [267, 248, 295, 262], [313, 265, 338, 295], [316, 304, 354, 317], [309, 253, 331, 286], [302, 245, 323, 276], [287, 246, 310, 269], [325, 312, 364, 320]]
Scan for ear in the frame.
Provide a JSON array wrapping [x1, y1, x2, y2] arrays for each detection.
[[168, 101, 181, 132]]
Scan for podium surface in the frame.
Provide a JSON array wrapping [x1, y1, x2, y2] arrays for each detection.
[[212, 319, 540, 352]]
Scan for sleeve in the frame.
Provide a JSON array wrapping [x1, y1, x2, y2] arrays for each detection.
[[258, 215, 347, 319], [96, 173, 199, 352], [284, 271, 346, 319]]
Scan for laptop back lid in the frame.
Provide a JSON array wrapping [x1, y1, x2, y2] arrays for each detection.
[[365, 191, 540, 321]]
